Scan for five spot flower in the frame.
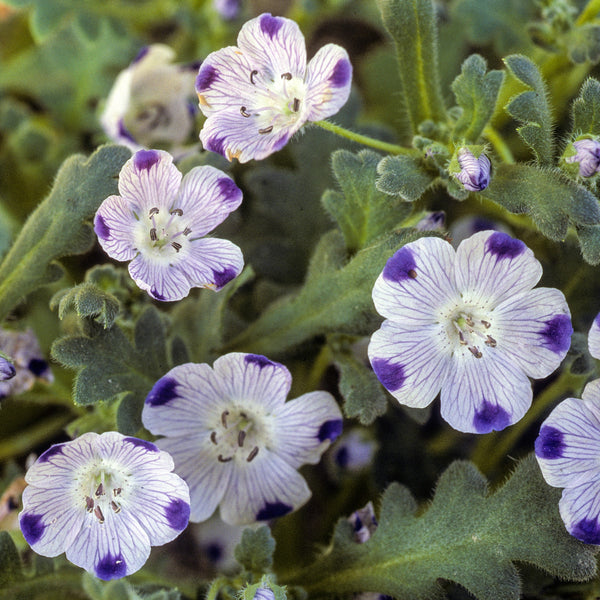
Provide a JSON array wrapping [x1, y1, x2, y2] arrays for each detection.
[[19, 432, 190, 580], [368, 231, 572, 433], [195, 12, 352, 162], [141, 352, 343, 525], [94, 149, 244, 301]]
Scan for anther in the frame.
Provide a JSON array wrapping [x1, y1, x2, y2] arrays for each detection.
[[408, 269, 417, 279], [485, 335, 497, 347], [218, 454, 233, 463], [210, 431, 218, 445], [259, 125, 273, 135], [171, 241, 182, 252], [240, 106, 251, 117], [250, 70, 258, 84], [468, 346, 482, 358], [221, 410, 229, 428], [111, 501, 121, 514], [293, 98, 300, 112], [170, 208, 183, 216], [94, 506, 105, 524], [183, 227, 192, 236], [95, 483, 104, 497], [85, 496, 94, 512], [238, 430, 246, 447], [113, 488, 121, 496], [458, 331, 467, 345], [247, 446, 259, 462], [281, 72, 292, 80], [465, 316, 475, 327], [149, 207, 160, 217], [150, 228, 158, 241], [481, 320, 491, 329]]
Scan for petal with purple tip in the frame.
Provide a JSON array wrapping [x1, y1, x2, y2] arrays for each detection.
[[94, 195, 138, 262], [589, 312, 600, 359], [184, 237, 243, 292]]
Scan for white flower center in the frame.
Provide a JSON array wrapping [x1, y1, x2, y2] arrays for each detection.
[[447, 307, 497, 359], [135, 206, 192, 259], [210, 409, 267, 464], [77, 462, 130, 524], [241, 70, 307, 135]]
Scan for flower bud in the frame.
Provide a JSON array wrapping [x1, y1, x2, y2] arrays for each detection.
[[453, 147, 491, 192], [565, 138, 600, 177]]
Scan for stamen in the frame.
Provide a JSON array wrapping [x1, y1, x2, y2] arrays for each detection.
[[468, 346, 482, 358], [210, 431, 218, 445], [485, 335, 497, 347], [247, 446, 259, 462], [250, 70, 258, 84], [149, 207, 160, 217], [293, 98, 300, 112], [171, 241, 182, 252], [150, 228, 158, 241], [240, 411, 247, 419], [238, 430, 246, 447], [240, 106, 251, 117], [94, 506, 105, 524], [259, 125, 273, 135], [183, 227, 192, 236], [458, 331, 467, 345], [95, 483, 104, 496], [465, 316, 475, 327], [218, 454, 233, 463], [170, 208, 183, 216], [85, 496, 94, 512], [113, 488, 121, 496], [221, 410, 229, 428], [281, 72, 292, 80], [408, 269, 418, 279], [111, 501, 121, 514], [481, 320, 491, 329]]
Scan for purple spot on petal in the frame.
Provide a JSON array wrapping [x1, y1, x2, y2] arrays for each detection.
[[260, 14, 284, 38], [472, 217, 496, 232], [329, 58, 351, 87], [196, 65, 218, 92], [571, 518, 600, 545], [94, 214, 110, 241], [272, 134, 289, 152], [124, 437, 159, 452], [38, 443, 65, 463], [146, 377, 179, 406], [256, 501, 292, 521], [535, 425, 565, 459], [20, 513, 45, 545], [382, 246, 417, 283], [165, 498, 190, 531], [118, 119, 136, 143], [335, 446, 349, 468], [594, 312, 600, 329], [205, 136, 227, 158], [132, 46, 149, 64], [473, 400, 510, 433], [244, 354, 276, 368], [95, 553, 127, 581], [318, 419, 343, 442], [28, 358, 48, 377], [485, 232, 525, 260], [150, 286, 166, 301], [371, 357, 406, 392], [133, 149, 161, 171], [213, 267, 237, 289], [205, 542, 223, 563], [217, 177, 241, 203], [540, 314, 573, 354]]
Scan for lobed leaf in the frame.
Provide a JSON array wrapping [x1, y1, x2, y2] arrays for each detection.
[[51, 283, 120, 329], [234, 526, 276, 573], [572, 77, 600, 137], [375, 154, 436, 203]]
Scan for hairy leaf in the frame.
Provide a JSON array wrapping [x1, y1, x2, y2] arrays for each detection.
[[0, 532, 21, 589], [375, 154, 436, 203], [567, 24, 600, 65], [286, 455, 597, 600], [234, 526, 276, 573], [51, 283, 120, 329], [572, 77, 600, 136]]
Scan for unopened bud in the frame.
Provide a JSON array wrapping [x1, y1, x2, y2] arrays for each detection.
[[565, 138, 600, 177], [454, 148, 491, 192]]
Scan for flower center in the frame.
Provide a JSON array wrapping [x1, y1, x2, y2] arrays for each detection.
[[450, 311, 497, 359], [79, 467, 128, 524], [137, 206, 192, 256], [240, 70, 307, 136], [210, 409, 261, 464]]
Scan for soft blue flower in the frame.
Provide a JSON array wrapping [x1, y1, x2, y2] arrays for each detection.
[[454, 148, 491, 191], [94, 149, 244, 301], [535, 378, 600, 544], [213, 0, 242, 20], [19, 432, 190, 580], [565, 138, 600, 177], [368, 231, 572, 433], [141, 352, 343, 525], [195, 13, 352, 162], [0, 355, 15, 382]]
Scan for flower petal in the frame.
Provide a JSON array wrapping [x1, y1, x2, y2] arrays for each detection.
[[454, 230, 542, 308], [175, 166, 243, 236], [368, 320, 452, 409], [493, 287, 572, 378], [271, 390, 343, 469], [94, 195, 138, 262], [128, 254, 190, 301], [372, 236, 459, 323], [559, 480, 600, 545], [441, 348, 532, 433], [589, 312, 600, 360], [118, 149, 182, 212], [304, 44, 352, 122], [218, 449, 310, 526], [185, 238, 244, 291]]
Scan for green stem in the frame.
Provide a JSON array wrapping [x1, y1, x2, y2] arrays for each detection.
[[576, 0, 600, 25], [483, 125, 515, 164], [313, 120, 414, 155]]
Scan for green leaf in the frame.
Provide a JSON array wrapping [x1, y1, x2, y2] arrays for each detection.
[[482, 163, 600, 247], [321, 150, 413, 251], [567, 24, 600, 64], [226, 228, 428, 358], [375, 155, 436, 203], [0, 144, 131, 322], [286, 455, 597, 600], [234, 526, 276, 573], [451, 54, 504, 143], [51, 283, 120, 329], [572, 77, 600, 137], [0, 532, 22, 588], [503, 55, 554, 165], [376, 0, 446, 133]]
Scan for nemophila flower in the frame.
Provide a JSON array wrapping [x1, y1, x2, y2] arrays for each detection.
[[213, 0, 242, 20], [192, 515, 243, 572], [327, 428, 378, 479], [449, 214, 512, 248], [349, 501, 377, 544], [141, 352, 343, 525], [101, 45, 199, 153], [19, 432, 190, 580], [368, 231, 572, 433], [415, 210, 446, 232], [565, 138, 600, 177], [0, 328, 52, 398], [588, 311, 600, 358], [535, 378, 600, 544], [452, 148, 491, 192], [94, 149, 244, 301], [195, 13, 352, 162]]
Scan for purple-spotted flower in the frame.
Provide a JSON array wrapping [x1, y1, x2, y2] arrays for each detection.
[[19, 432, 190, 580], [141, 352, 343, 525], [565, 138, 600, 178], [452, 148, 491, 192], [449, 214, 511, 248], [349, 501, 378, 544], [213, 0, 242, 20], [101, 45, 199, 153], [94, 149, 244, 301], [0, 354, 15, 382], [535, 378, 600, 544], [195, 13, 352, 162], [368, 231, 573, 433]]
